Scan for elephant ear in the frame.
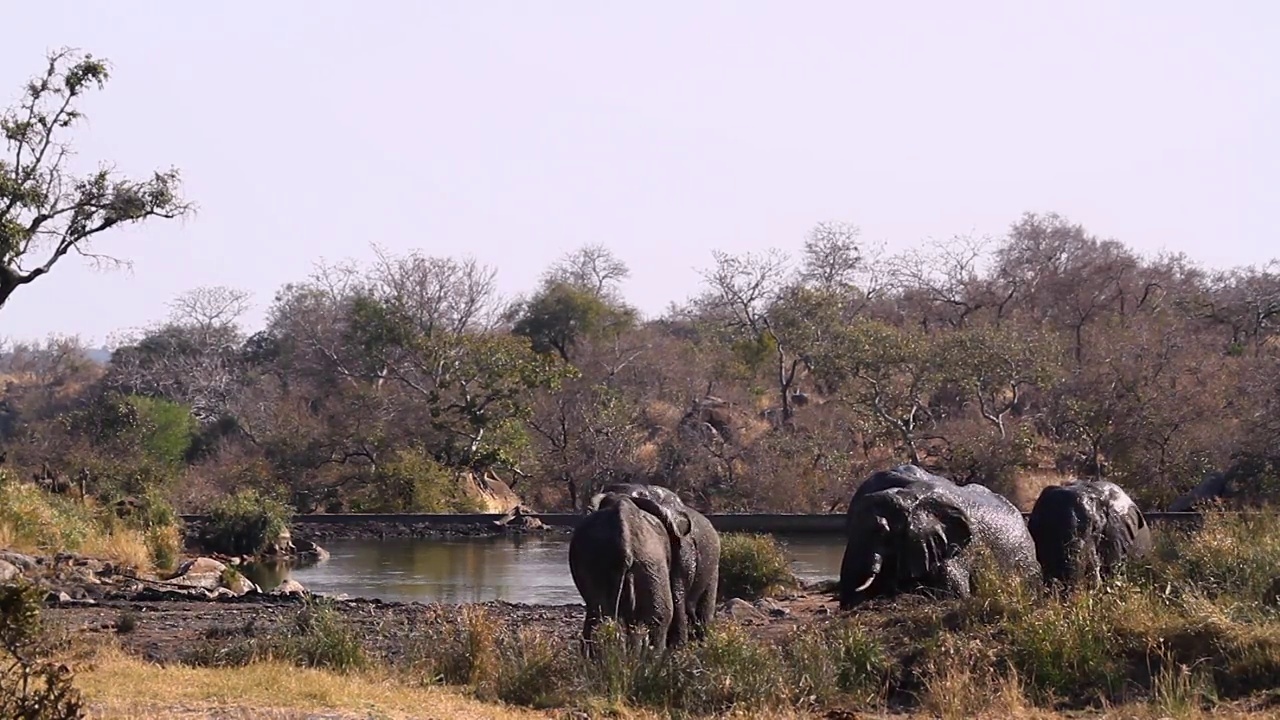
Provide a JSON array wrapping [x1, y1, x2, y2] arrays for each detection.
[[628, 496, 693, 536], [915, 495, 973, 569]]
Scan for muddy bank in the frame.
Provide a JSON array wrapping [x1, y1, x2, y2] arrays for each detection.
[[181, 513, 571, 545], [287, 519, 572, 542]]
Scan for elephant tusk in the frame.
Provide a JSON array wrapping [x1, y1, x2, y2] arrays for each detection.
[[851, 573, 877, 593], [849, 553, 883, 594]]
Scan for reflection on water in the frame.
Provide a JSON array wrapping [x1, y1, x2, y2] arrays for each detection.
[[247, 533, 847, 606]]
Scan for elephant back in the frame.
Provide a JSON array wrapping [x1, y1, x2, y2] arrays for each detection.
[[955, 482, 1041, 578]]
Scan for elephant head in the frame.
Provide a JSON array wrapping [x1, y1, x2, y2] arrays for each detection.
[[841, 488, 973, 606]]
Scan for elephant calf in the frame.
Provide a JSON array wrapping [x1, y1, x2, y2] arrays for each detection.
[[569, 492, 678, 651], [1026, 479, 1152, 589], [839, 464, 1041, 609]]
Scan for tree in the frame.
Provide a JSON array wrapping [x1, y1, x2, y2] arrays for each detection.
[[820, 320, 946, 465], [512, 282, 637, 364], [0, 48, 192, 311], [543, 243, 630, 300], [937, 323, 1060, 439]]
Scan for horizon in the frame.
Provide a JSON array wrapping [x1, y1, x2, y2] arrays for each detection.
[[2, 2, 1276, 345]]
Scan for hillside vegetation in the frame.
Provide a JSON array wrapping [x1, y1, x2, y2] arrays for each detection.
[[3, 217, 1279, 518]]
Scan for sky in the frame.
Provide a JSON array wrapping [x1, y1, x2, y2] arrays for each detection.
[[1, 1, 1276, 346]]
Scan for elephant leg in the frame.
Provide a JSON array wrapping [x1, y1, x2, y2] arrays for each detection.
[[582, 606, 602, 658], [666, 582, 690, 647], [692, 563, 719, 641]]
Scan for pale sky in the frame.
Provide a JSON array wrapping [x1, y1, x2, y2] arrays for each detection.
[[1, 1, 1276, 345]]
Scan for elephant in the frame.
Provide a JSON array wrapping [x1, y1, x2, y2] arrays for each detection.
[[838, 464, 1041, 609], [1026, 479, 1152, 589], [569, 492, 677, 651], [592, 482, 721, 643]]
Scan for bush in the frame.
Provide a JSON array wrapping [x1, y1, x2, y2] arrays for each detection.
[[0, 580, 86, 720], [717, 533, 797, 600], [201, 488, 292, 556]]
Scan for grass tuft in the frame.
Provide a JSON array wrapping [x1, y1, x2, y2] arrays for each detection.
[[716, 532, 798, 600]]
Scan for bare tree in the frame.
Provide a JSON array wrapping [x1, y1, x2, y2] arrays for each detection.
[[167, 286, 252, 337], [368, 244, 500, 336], [800, 221, 862, 293]]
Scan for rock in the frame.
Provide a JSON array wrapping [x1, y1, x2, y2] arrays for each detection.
[[0, 552, 37, 571], [721, 597, 762, 619], [169, 557, 227, 591], [270, 579, 308, 597], [754, 598, 790, 617], [0, 559, 19, 583], [294, 539, 330, 563], [222, 571, 260, 596], [168, 557, 258, 596], [263, 527, 296, 557]]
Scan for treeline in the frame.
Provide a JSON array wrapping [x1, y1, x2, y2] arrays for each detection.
[[2, 213, 1279, 516]]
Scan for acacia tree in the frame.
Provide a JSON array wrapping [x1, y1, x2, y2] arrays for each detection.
[[0, 48, 191, 311]]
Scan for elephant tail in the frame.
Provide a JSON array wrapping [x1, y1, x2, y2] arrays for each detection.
[[612, 556, 636, 620]]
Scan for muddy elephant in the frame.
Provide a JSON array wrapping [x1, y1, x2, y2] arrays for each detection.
[[1026, 479, 1152, 589], [839, 464, 1041, 609], [593, 482, 720, 643], [569, 492, 677, 650]]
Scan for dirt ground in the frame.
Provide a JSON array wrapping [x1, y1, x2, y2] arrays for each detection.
[[44, 589, 844, 667]]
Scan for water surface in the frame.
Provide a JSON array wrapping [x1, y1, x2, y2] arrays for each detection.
[[250, 534, 846, 605]]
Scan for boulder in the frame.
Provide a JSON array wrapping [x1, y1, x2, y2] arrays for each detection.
[[0, 559, 19, 583], [0, 551, 37, 571], [294, 539, 330, 563], [169, 557, 227, 590], [263, 527, 297, 557], [721, 597, 762, 620], [270, 579, 308, 597], [169, 557, 259, 596]]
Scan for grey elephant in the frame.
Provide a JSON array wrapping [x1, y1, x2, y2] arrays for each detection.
[[839, 464, 1041, 609], [1026, 478, 1152, 589], [593, 482, 720, 643], [569, 491, 677, 650]]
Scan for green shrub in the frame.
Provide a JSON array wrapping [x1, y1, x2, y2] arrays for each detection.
[[1136, 512, 1280, 603], [126, 395, 197, 465], [355, 447, 485, 513], [201, 488, 292, 556], [717, 533, 797, 600], [0, 580, 86, 720], [780, 620, 889, 707]]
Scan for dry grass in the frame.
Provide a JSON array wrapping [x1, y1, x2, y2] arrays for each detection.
[[0, 478, 162, 570], [642, 399, 684, 432], [1007, 470, 1073, 511], [76, 645, 562, 720]]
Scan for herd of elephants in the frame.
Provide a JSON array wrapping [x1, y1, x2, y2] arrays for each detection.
[[569, 465, 1151, 650]]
